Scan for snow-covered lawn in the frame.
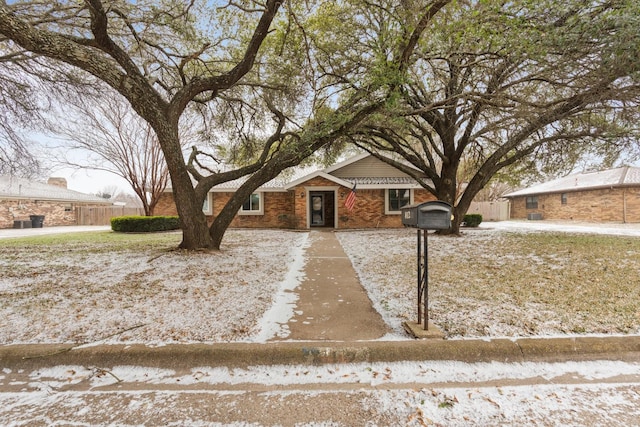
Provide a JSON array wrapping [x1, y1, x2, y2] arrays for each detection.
[[0, 230, 308, 344], [1, 223, 640, 344], [339, 226, 640, 339], [2, 223, 640, 426]]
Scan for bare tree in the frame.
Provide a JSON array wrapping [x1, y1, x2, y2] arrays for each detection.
[[0, 50, 43, 177], [50, 91, 181, 216]]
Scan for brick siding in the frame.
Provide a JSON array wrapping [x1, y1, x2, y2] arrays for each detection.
[[510, 187, 640, 222], [1, 199, 83, 228], [155, 181, 436, 229]]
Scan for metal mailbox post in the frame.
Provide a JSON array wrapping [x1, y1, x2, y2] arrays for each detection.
[[401, 201, 452, 331]]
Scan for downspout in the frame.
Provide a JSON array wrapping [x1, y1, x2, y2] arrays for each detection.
[[623, 188, 627, 224], [620, 166, 629, 224]]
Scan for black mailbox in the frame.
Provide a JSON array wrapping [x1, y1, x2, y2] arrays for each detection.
[[401, 201, 452, 230]]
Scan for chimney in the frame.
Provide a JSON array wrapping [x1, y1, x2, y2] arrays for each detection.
[[47, 177, 68, 189]]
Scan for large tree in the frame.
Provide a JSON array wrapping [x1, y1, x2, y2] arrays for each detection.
[[0, 0, 285, 249], [0, 0, 451, 249], [350, 0, 640, 233]]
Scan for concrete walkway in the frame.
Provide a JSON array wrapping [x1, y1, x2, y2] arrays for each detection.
[[281, 231, 389, 341]]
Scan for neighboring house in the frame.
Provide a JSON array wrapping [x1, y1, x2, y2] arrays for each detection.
[[0, 176, 113, 229], [504, 166, 640, 222], [156, 154, 436, 229]]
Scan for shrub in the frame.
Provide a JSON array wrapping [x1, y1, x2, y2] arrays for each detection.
[[463, 214, 482, 227], [111, 216, 180, 233]]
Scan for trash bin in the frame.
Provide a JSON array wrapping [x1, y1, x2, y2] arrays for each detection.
[[29, 215, 45, 228]]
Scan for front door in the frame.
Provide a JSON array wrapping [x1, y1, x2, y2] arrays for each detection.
[[310, 194, 324, 226]]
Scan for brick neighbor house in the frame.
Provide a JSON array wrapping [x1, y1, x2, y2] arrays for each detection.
[[0, 175, 113, 229], [504, 166, 640, 223], [156, 154, 436, 229]]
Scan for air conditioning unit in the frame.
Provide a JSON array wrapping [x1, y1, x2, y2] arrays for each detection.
[[527, 213, 543, 220]]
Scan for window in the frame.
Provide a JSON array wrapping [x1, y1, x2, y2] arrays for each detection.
[[239, 193, 263, 215], [561, 193, 567, 205], [202, 193, 212, 215], [64, 204, 73, 212], [386, 189, 411, 214], [526, 196, 538, 209]]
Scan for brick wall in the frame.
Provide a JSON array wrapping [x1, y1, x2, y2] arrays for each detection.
[[1, 199, 83, 228], [155, 184, 437, 230], [213, 191, 295, 228], [155, 192, 178, 216], [510, 187, 640, 222]]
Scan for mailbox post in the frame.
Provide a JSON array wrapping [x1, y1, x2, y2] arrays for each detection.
[[401, 201, 452, 331]]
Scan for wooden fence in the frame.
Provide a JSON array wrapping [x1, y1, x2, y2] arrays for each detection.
[[467, 201, 511, 221], [75, 206, 144, 226]]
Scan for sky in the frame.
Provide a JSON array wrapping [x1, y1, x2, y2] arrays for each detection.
[[49, 165, 132, 196]]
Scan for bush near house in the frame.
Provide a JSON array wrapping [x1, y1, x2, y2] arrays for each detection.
[[111, 215, 180, 232], [463, 214, 483, 227]]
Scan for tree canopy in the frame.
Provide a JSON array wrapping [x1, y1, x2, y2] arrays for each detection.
[[349, 0, 640, 233], [0, 0, 450, 248]]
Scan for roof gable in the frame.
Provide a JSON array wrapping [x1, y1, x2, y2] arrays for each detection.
[[504, 166, 640, 197], [326, 154, 422, 179], [199, 154, 429, 192]]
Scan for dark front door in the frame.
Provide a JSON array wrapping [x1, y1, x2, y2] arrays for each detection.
[[309, 191, 335, 228]]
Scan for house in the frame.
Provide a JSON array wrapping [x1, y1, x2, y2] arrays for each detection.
[[504, 166, 640, 222], [0, 175, 113, 229], [155, 154, 436, 229]]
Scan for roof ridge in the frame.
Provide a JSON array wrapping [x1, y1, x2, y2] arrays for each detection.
[[619, 165, 630, 185]]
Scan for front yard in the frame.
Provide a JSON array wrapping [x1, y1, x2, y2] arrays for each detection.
[[339, 228, 640, 338], [1, 226, 639, 344]]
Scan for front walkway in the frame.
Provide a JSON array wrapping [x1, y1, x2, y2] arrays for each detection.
[[277, 231, 390, 341]]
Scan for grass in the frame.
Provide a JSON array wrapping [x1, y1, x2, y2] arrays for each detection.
[[0, 230, 182, 252], [2, 228, 640, 341], [432, 232, 640, 335], [339, 229, 640, 338]]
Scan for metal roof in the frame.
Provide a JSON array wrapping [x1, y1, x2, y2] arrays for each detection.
[[0, 175, 111, 203], [504, 166, 640, 198]]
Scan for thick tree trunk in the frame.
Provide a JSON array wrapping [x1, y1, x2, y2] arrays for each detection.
[[208, 163, 282, 249], [172, 173, 213, 250], [154, 125, 214, 249]]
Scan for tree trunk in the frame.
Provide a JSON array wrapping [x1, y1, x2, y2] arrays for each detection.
[[208, 164, 282, 249], [154, 126, 214, 249]]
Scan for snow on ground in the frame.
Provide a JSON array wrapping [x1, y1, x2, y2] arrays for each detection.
[[2, 359, 640, 425], [338, 222, 640, 339], [0, 230, 309, 344], [2, 222, 640, 425], [2, 221, 640, 344]]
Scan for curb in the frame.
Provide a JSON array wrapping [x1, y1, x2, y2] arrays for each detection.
[[2, 336, 640, 370]]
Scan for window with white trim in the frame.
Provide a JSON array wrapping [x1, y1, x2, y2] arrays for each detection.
[[202, 193, 212, 215], [386, 189, 412, 214], [239, 192, 263, 215]]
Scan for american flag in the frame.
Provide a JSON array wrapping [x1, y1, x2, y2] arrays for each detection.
[[344, 184, 357, 211]]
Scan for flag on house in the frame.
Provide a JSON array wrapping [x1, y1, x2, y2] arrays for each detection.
[[344, 184, 357, 211]]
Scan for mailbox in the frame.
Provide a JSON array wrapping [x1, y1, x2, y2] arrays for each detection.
[[401, 201, 452, 230]]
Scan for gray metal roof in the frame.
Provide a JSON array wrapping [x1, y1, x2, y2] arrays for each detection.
[[345, 176, 419, 185], [0, 175, 111, 203], [504, 166, 640, 197]]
